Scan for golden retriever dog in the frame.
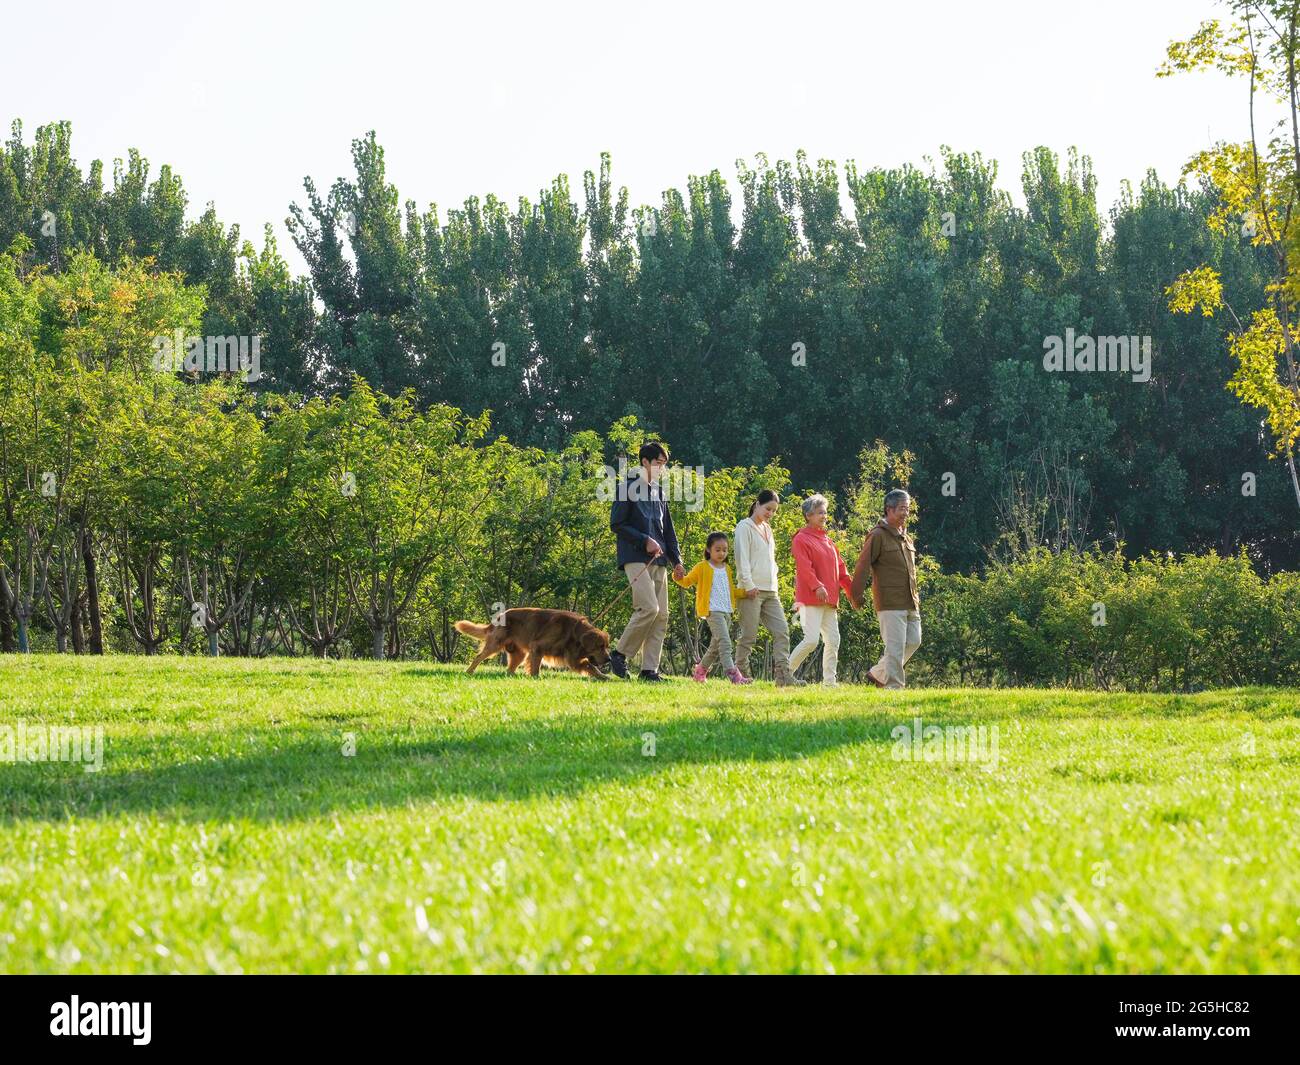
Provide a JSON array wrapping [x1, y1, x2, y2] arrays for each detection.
[[454, 608, 612, 680]]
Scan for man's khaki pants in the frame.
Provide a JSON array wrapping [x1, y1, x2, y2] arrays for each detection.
[[616, 562, 669, 672], [873, 609, 921, 689], [734, 589, 793, 679]]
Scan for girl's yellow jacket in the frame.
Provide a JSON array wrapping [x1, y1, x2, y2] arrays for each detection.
[[674, 560, 745, 618]]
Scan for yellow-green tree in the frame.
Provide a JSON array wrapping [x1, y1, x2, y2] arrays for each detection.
[[0, 240, 201, 652], [1162, 1, 1300, 509]]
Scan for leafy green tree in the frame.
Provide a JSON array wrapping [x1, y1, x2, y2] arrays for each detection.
[[328, 380, 490, 659], [1162, 2, 1300, 512]]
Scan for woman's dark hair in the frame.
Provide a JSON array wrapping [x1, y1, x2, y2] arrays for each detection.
[[704, 531, 729, 557], [749, 489, 780, 517], [638, 441, 668, 465]]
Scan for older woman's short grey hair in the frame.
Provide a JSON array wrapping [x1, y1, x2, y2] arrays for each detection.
[[883, 489, 911, 513], [802, 494, 829, 518]]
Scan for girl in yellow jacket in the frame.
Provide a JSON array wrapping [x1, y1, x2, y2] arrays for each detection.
[[674, 532, 755, 684]]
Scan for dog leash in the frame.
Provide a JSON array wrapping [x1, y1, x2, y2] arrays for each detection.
[[589, 553, 666, 626]]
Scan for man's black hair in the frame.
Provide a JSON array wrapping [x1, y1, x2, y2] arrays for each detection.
[[639, 441, 668, 465]]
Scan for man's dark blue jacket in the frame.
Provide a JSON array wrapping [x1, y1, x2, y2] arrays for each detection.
[[610, 474, 682, 569]]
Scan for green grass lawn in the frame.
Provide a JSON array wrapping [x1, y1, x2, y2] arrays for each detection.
[[0, 655, 1297, 974]]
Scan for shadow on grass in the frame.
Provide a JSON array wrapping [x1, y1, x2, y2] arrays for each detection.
[[0, 709, 979, 823], [3, 676, 1290, 823]]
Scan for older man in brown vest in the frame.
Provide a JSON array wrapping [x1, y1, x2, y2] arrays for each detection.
[[849, 489, 921, 689]]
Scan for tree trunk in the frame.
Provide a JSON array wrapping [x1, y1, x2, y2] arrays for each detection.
[[1287, 446, 1300, 513], [0, 593, 14, 652], [82, 529, 104, 654], [372, 625, 386, 660], [208, 628, 220, 657], [71, 598, 85, 654]]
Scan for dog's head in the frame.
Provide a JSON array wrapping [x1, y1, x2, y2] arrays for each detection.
[[580, 627, 611, 669]]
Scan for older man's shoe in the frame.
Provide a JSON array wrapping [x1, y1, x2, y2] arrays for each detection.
[[609, 650, 628, 679]]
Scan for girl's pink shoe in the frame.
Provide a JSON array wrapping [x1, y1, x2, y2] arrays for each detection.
[[727, 666, 753, 685], [692, 662, 708, 682]]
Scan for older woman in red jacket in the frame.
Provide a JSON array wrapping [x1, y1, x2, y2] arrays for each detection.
[[788, 494, 856, 686]]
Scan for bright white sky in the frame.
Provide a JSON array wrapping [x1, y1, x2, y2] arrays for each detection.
[[1, 0, 1263, 274]]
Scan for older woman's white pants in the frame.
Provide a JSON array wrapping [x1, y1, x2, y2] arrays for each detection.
[[788, 604, 841, 685]]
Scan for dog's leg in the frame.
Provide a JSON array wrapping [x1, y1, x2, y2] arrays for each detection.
[[465, 645, 495, 675], [567, 655, 607, 681], [506, 647, 526, 674], [526, 652, 543, 677]]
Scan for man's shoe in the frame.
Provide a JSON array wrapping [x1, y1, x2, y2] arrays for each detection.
[[775, 673, 807, 688], [639, 669, 665, 682], [866, 666, 885, 688], [609, 650, 628, 679]]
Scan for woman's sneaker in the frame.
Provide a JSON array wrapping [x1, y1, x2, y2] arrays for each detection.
[[727, 666, 753, 685], [692, 662, 708, 683]]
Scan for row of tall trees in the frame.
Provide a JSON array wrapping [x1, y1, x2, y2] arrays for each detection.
[[284, 138, 1297, 572], [0, 119, 1296, 581]]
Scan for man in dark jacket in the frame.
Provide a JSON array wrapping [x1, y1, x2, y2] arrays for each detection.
[[608, 442, 686, 681]]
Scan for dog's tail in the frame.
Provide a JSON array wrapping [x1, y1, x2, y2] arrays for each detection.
[[453, 620, 493, 641]]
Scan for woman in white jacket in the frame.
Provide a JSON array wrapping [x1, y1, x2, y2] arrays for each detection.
[[733, 490, 805, 686]]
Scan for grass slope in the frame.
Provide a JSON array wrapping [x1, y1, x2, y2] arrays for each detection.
[[0, 656, 1297, 973]]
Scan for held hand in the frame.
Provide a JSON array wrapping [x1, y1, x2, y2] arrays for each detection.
[[815, 586, 829, 604], [746, 588, 760, 598], [645, 537, 663, 557], [672, 563, 686, 580]]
